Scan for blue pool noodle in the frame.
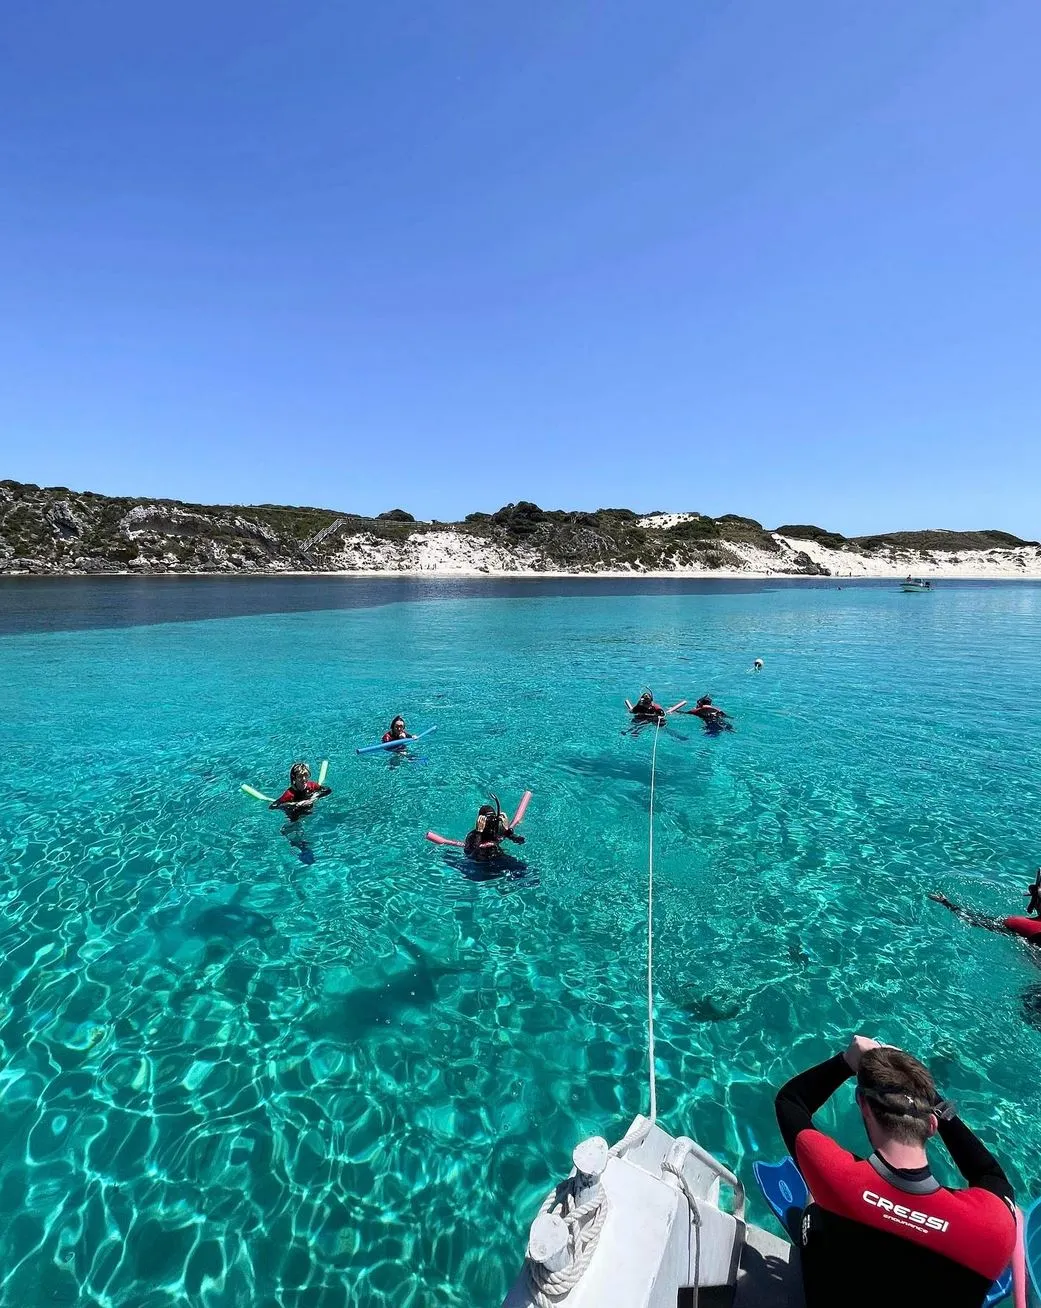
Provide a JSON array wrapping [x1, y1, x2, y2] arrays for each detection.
[[356, 726, 437, 755]]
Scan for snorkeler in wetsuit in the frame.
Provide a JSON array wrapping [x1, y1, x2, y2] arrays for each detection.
[[270, 762, 332, 823], [686, 695, 733, 733], [463, 798, 526, 861], [775, 1035, 1016, 1308], [929, 869, 1041, 944], [382, 715, 416, 748], [629, 691, 666, 722]]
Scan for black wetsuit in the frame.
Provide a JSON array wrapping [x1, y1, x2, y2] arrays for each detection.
[[775, 1054, 1016, 1308], [463, 814, 523, 861]]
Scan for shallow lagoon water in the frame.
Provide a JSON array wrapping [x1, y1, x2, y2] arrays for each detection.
[[1, 578, 1040, 1306]]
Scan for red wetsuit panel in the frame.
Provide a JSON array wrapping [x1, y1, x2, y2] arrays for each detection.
[[1004, 916, 1041, 940], [796, 1131, 1015, 1281], [276, 781, 320, 804]]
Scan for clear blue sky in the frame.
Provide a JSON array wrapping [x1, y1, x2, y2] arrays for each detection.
[[2, 1, 1039, 535]]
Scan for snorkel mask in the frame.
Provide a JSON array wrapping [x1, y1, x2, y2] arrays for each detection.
[[857, 1081, 954, 1123]]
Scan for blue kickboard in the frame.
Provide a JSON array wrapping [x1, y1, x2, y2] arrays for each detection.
[[356, 726, 436, 755], [752, 1157, 1012, 1306], [1026, 1196, 1041, 1302]]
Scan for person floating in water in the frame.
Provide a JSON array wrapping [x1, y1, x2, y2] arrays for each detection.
[[753, 658, 764, 672], [628, 691, 666, 722], [270, 762, 332, 823], [929, 868, 1041, 945], [463, 797, 526, 861], [773, 1034, 1017, 1307], [684, 695, 733, 733], [382, 715, 416, 748]]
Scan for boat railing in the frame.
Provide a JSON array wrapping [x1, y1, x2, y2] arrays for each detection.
[[665, 1135, 747, 1223]]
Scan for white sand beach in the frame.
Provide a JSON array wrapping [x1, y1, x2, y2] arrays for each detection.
[[296, 522, 1041, 580]]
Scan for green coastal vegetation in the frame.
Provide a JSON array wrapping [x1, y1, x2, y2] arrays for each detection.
[[0, 479, 1034, 575]]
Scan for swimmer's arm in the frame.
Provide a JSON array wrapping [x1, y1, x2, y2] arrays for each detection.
[[938, 1116, 1014, 1207], [775, 1053, 853, 1156], [928, 894, 1009, 934]]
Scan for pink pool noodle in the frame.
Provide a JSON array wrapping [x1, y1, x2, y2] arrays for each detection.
[[511, 791, 532, 828]]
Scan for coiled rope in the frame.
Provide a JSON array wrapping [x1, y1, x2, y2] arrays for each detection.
[[523, 1172, 611, 1308]]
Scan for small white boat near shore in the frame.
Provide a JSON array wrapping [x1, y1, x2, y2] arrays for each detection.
[[901, 577, 933, 592]]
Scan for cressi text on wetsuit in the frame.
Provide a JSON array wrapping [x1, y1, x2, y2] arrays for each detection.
[[775, 1053, 1016, 1307]]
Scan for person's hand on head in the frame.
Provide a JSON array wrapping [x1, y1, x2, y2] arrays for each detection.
[[843, 1034, 882, 1073]]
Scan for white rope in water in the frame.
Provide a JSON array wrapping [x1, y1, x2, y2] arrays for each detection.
[[645, 717, 661, 1128], [522, 718, 690, 1306], [609, 716, 662, 1158]]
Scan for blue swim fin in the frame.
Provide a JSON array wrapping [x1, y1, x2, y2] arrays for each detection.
[[752, 1157, 808, 1244], [983, 1265, 1011, 1306]]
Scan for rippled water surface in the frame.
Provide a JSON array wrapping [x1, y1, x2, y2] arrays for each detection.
[[2, 578, 1040, 1307]]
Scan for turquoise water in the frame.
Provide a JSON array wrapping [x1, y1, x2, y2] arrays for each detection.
[[2, 579, 1040, 1306]]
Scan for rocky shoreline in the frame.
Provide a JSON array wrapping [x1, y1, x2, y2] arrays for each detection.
[[2, 480, 1038, 580]]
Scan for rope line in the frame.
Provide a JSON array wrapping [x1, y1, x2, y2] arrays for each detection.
[[646, 716, 661, 1128], [608, 715, 663, 1159], [521, 716, 670, 1304]]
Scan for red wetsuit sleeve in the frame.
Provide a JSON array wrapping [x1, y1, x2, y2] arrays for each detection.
[[796, 1131, 1015, 1280], [275, 788, 294, 804], [1003, 915, 1041, 940], [381, 733, 393, 742]]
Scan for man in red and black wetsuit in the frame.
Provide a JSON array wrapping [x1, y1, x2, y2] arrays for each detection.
[[775, 1035, 1016, 1308], [930, 868, 1041, 945]]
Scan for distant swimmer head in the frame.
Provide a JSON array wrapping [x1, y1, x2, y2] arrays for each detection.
[[696, 695, 713, 708], [290, 761, 311, 792], [636, 691, 654, 707], [753, 658, 764, 671], [390, 715, 406, 734]]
